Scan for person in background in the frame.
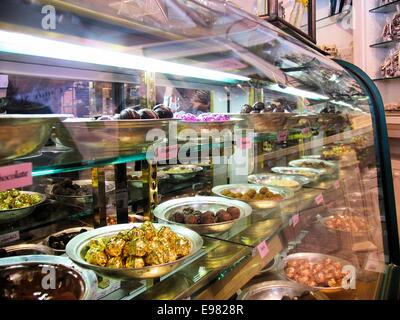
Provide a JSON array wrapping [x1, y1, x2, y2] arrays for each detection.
[[175, 90, 210, 115]]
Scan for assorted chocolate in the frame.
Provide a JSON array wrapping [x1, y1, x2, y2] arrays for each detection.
[[84, 222, 191, 268], [48, 228, 91, 251], [240, 102, 290, 114], [221, 187, 283, 201], [169, 206, 241, 225], [97, 105, 174, 120], [0, 190, 42, 211], [52, 179, 91, 197], [381, 49, 400, 78]]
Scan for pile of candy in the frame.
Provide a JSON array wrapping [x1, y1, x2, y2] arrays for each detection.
[[175, 113, 230, 122]]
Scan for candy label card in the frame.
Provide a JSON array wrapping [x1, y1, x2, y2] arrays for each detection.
[[0, 163, 32, 191]]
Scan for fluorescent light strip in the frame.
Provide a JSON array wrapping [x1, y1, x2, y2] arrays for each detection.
[[267, 84, 330, 100], [0, 30, 250, 83]]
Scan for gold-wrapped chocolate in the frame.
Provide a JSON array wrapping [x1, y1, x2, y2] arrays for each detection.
[[145, 248, 168, 266], [105, 237, 126, 257], [125, 256, 145, 268], [175, 237, 191, 257], [157, 226, 178, 244], [123, 237, 149, 257], [127, 227, 145, 239], [84, 247, 108, 266], [106, 256, 124, 268], [141, 221, 157, 241]]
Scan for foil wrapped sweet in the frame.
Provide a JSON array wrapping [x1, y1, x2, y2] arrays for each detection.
[[83, 222, 191, 269]]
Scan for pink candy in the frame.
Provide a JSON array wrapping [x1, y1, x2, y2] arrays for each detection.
[[175, 113, 230, 122]]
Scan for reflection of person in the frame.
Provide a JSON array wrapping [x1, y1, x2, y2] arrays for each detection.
[[175, 90, 210, 115]]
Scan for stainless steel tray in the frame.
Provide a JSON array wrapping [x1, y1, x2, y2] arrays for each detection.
[[271, 167, 323, 182], [161, 165, 203, 181], [154, 196, 252, 234], [0, 114, 70, 163], [55, 118, 174, 154], [43, 226, 94, 254], [0, 192, 46, 224], [248, 173, 310, 192], [212, 184, 294, 209], [0, 255, 97, 300], [280, 253, 357, 293], [289, 159, 337, 175], [238, 280, 328, 300], [66, 223, 203, 280], [1, 243, 54, 257]]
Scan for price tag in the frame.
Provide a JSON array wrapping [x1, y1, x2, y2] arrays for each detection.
[[315, 194, 324, 205], [0, 231, 20, 245], [277, 130, 288, 142], [334, 180, 340, 190], [255, 241, 269, 258], [155, 145, 178, 161], [301, 127, 310, 135], [239, 137, 252, 150], [290, 213, 300, 227], [0, 163, 32, 191]]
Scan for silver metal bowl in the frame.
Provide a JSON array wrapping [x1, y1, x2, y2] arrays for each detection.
[[238, 280, 328, 300], [280, 253, 357, 293], [154, 196, 252, 235], [43, 226, 94, 254], [289, 159, 338, 175], [0, 255, 97, 300], [51, 180, 115, 206], [161, 165, 203, 181], [0, 244, 54, 257], [0, 114, 70, 163], [248, 173, 310, 192], [271, 167, 323, 182], [0, 192, 46, 224], [212, 184, 294, 210], [55, 118, 174, 155], [66, 223, 203, 280]]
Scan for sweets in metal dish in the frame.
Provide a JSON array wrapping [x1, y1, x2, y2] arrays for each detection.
[[0, 189, 42, 210], [324, 214, 369, 233], [220, 187, 283, 201], [169, 206, 241, 225], [83, 221, 191, 268]]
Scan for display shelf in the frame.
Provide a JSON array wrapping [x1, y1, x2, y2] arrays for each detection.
[[370, 39, 400, 48], [370, 1, 400, 13]]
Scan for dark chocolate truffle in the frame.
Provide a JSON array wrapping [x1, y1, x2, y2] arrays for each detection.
[[200, 211, 215, 224], [154, 105, 174, 119], [253, 102, 265, 111], [216, 211, 232, 222], [138, 108, 159, 119], [172, 211, 185, 223], [227, 206, 240, 220], [241, 104, 253, 114], [120, 108, 140, 120], [184, 214, 198, 225]]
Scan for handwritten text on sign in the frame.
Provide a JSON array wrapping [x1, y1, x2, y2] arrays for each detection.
[[0, 163, 33, 191]]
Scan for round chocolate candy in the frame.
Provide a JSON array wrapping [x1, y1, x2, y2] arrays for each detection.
[[154, 105, 173, 119], [227, 206, 240, 220], [138, 108, 159, 119], [216, 211, 232, 222], [184, 214, 198, 225], [241, 104, 253, 114], [120, 108, 140, 119], [253, 102, 265, 111], [172, 211, 185, 223]]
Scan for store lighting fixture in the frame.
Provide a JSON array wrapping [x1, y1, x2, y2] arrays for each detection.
[[0, 30, 250, 83], [331, 100, 353, 108], [267, 84, 330, 100]]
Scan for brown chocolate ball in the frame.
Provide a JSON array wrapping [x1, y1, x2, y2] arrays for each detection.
[[172, 211, 185, 223], [216, 212, 232, 222], [184, 214, 198, 225], [227, 206, 241, 220], [200, 211, 215, 224], [183, 207, 194, 215], [138, 108, 159, 119], [216, 209, 227, 217], [154, 105, 173, 119], [253, 102, 265, 111], [241, 104, 253, 114], [120, 108, 140, 119]]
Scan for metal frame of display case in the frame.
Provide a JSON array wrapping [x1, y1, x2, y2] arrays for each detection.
[[259, 0, 317, 44]]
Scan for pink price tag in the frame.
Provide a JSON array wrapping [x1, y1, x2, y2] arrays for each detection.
[[0, 163, 33, 191], [239, 137, 252, 150], [315, 194, 324, 206], [334, 180, 340, 190], [277, 130, 288, 142], [291, 214, 300, 227], [156, 145, 178, 161], [256, 241, 269, 258], [301, 127, 310, 135]]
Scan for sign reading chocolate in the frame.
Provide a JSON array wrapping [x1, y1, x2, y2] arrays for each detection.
[[0, 163, 33, 191]]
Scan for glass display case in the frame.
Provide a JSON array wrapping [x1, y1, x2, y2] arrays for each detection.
[[0, 0, 399, 300]]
